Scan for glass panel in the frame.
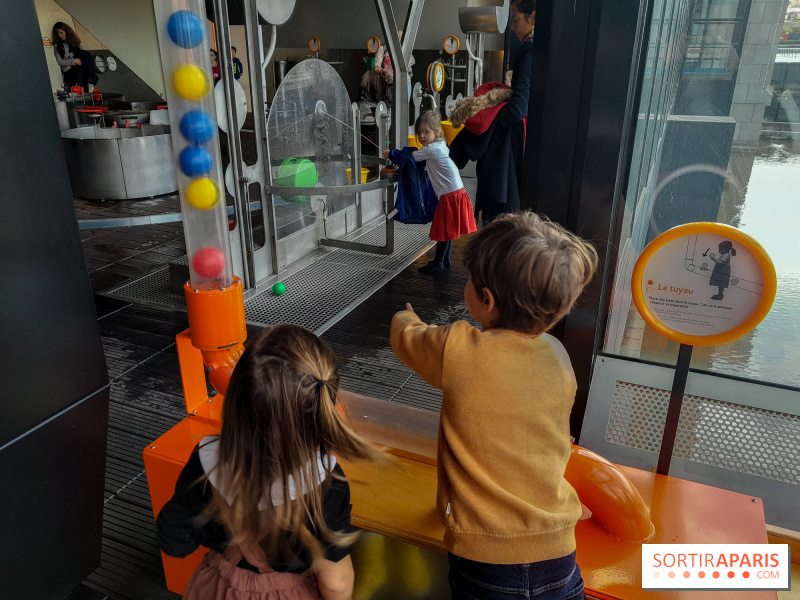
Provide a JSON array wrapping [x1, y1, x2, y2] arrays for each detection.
[[692, 0, 749, 20], [266, 59, 355, 239], [605, 0, 800, 389], [689, 20, 740, 44]]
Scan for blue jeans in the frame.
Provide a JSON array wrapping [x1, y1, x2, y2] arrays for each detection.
[[449, 552, 585, 600]]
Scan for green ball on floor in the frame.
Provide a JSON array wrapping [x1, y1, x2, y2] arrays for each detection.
[[272, 282, 287, 296]]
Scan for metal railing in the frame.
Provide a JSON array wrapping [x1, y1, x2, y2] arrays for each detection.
[[776, 47, 800, 59]]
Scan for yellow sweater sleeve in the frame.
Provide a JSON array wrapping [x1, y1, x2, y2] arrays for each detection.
[[390, 310, 450, 389]]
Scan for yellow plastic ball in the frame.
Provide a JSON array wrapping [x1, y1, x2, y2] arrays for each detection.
[[172, 64, 209, 101], [186, 177, 219, 209]]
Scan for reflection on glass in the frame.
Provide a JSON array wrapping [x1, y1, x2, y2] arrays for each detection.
[[606, 0, 800, 388], [677, 1, 747, 114]]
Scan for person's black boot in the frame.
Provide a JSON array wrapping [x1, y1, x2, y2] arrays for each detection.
[[419, 242, 449, 273]]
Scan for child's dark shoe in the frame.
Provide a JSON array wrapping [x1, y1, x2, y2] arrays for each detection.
[[419, 262, 445, 274]]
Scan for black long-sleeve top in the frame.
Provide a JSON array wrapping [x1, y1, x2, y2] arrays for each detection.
[[156, 444, 354, 573]]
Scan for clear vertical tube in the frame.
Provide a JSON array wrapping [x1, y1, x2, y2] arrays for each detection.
[[153, 1, 234, 290]]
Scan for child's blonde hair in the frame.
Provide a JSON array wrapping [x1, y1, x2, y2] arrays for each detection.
[[203, 324, 381, 563], [414, 110, 445, 141], [463, 212, 598, 335]]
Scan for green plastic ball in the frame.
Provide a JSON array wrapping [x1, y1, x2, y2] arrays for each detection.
[[272, 282, 286, 296]]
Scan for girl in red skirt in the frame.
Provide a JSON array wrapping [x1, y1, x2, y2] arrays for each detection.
[[387, 111, 477, 273]]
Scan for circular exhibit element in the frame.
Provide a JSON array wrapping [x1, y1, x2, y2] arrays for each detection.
[[257, 0, 296, 25], [267, 58, 350, 173], [368, 36, 380, 54], [167, 10, 205, 49], [192, 247, 226, 279], [172, 64, 210, 101], [180, 110, 215, 145], [94, 55, 109, 73], [214, 78, 248, 133], [444, 35, 460, 54], [458, 5, 509, 34], [428, 61, 445, 92], [179, 146, 213, 177], [186, 177, 219, 209], [272, 282, 286, 296], [308, 36, 321, 53], [631, 222, 777, 346]]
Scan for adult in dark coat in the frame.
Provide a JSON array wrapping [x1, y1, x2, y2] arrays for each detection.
[[450, 0, 535, 224]]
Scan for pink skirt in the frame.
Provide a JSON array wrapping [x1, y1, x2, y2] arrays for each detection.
[[429, 188, 477, 242], [183, 548, 321, 600]]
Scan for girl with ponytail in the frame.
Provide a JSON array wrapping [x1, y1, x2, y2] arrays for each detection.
[[157, 324, 383, 600]]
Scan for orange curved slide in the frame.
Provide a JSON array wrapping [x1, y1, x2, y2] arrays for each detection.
[[565, 444, 653, 543]]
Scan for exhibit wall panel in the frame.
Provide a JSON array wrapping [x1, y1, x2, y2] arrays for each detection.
[[1, 1, 109, 595]]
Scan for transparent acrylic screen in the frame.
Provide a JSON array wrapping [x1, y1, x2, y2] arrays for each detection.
[[267, 59, 355, 239]]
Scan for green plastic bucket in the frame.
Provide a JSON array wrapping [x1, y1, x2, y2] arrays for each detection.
[[276, 158, 318, 202]]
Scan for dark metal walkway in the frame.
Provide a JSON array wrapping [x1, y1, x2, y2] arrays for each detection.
[[74, 205, 474, 599]]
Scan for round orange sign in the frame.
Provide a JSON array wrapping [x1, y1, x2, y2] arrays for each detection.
[[631, 222, 776, 346]]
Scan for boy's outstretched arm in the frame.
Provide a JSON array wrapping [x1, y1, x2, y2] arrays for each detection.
[[390, 304, 450, 390]]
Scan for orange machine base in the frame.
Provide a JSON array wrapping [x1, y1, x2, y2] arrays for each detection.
[[145, 417, 775, 599]]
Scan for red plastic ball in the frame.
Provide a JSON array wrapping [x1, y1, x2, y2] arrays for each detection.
[[192, 247, 226, 278]]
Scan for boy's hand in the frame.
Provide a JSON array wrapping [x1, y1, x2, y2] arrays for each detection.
[[382, 150, 391, 159], [405, 303, 415, 313]]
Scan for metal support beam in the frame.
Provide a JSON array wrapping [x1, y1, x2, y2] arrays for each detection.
[[212, 0, 255, 288], [351, 103, 363, 228], [320, 216, 395, 255], [377, 101, 389, 155], [374, 0, 425, 148], [245, 0, 280, 277]]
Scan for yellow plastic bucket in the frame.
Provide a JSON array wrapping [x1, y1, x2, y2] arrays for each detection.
[[441, 120, 464, 145], [345, 167, 369, 184], [408, 134, 422, 149]]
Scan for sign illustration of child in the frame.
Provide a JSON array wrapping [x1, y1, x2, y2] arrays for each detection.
[[709, 240, 736, 300]]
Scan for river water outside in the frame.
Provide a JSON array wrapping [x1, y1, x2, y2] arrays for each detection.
[[705, 140, 800, 388]]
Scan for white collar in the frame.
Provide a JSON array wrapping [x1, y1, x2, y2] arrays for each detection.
[[198, 436, 336, 510]]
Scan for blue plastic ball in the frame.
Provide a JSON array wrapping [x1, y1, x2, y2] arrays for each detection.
[[180, 110, 215, 145], [167, 11, 205, 49], [179, 146, 213, 177]]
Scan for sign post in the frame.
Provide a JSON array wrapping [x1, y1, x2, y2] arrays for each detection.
[[631, 222, 776, 475]]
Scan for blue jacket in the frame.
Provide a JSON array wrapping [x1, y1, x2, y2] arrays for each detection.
[[388, 147, 439, 224]]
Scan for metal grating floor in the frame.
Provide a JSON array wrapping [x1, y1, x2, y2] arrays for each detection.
[[244, 223, 433, 333], [102, 221, 435, 332]]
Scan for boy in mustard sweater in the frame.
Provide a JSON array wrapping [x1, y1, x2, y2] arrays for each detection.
[[391, 212, 598, 600]]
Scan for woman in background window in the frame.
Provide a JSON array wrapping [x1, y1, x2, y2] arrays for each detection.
[[51, 22, 85, 90]]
